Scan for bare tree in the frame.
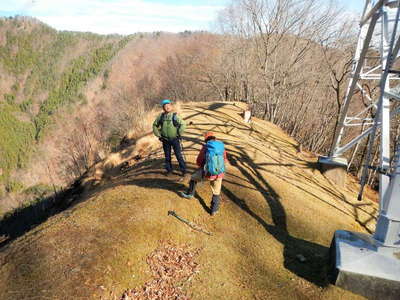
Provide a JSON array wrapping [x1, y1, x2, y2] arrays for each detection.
[[212, 0, 356, 154]]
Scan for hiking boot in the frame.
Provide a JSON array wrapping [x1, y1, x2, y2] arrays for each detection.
[[210, 194, 220, 216], [179, 180, 196, 199], [164, 171, 173, 177], [180, 191, 193, 199]]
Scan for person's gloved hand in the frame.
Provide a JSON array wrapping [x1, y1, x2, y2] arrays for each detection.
[[159, 137, 166, 143]]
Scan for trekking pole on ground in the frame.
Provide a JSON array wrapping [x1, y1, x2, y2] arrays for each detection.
[[168, 210, 212, 235]]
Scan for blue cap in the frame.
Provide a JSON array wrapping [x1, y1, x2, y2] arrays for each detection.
[[161, 99, 171, 106]]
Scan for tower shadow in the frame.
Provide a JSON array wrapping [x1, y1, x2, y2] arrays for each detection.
[[225, 152, 329, 287]]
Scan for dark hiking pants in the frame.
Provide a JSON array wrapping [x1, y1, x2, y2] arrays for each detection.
[[162, 138, 186, 174]]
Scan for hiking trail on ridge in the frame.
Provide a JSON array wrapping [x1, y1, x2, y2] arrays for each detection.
[[0, 102, 377, 299]]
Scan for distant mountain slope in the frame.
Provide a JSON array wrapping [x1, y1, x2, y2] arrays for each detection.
[[0, 102, 377, 299], [0, 17, 131, 185], [0, 16, 216, 217]]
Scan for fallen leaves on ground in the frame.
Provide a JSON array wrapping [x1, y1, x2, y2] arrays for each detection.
[[121, 241, 201, 300]]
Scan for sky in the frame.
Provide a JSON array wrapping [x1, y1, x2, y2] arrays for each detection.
[[0, 0, 364, 35], [337, 0, 363, 13]]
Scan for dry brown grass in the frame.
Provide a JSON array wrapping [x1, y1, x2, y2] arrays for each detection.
[[0, 102, 376, 299]]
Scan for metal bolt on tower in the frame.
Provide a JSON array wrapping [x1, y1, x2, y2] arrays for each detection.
[[323, 0, 400, 298]]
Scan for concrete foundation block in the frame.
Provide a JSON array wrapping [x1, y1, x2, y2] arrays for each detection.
[[329, 230, 400, 300], [318, 156, 348, 188]]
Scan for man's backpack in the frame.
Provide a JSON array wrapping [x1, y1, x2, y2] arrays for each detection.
[[204, 140, 225, 176], [157, 112, 180, 130]]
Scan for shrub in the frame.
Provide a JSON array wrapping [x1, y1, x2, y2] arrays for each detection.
[[103, 69, 109, 79], [4, 94, 15, 105], [24, 184, 53, 197], [107, 130, 123, 152], [5, 180, 25, 193], [19, 99, 33, 112], [11, 83, 19, 92]]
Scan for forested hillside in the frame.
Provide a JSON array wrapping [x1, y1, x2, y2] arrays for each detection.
[[0, 17, 133, 213]]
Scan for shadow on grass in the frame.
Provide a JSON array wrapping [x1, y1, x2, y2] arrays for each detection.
[[223, 183, 329, 287], [0, 180, 85, 248], [225, 153, 329, 287], [0, 157, 185, 249]]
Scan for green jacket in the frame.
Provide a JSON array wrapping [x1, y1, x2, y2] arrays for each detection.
[[153, 112, 186, 139]]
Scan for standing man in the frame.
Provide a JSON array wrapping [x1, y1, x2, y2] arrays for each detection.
[[180, 132, 227, 216], [153, 99, 187, 177]]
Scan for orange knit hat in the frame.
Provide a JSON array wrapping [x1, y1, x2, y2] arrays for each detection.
[[204, 131, 215, 141]]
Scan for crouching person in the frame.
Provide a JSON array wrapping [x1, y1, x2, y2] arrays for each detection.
[[180, 132, 227, 216]]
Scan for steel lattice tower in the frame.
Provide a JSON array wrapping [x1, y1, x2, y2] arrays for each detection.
[[321, 1, 400, 297]]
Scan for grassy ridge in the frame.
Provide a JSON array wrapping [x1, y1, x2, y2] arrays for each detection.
[[0, 102, 375, 299]]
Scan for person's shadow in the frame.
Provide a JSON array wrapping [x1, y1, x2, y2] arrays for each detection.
[[192, 186, 212, 214]]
